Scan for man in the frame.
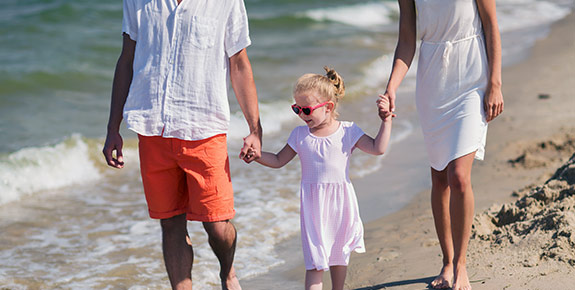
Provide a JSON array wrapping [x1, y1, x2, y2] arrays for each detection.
[[102, 0, 261, 289]]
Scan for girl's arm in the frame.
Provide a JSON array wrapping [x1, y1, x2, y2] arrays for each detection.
[[355, 119, 392, 155], [385, 0, 417, 112], [356, 94, 393, 155], [255, 144, 297, 168], [476, 0, 504, 122]]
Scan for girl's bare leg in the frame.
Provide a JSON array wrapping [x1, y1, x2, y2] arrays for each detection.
[[305, 269, 323, 290], [446, 152, 475, 290], [329, 266, 347, 290], [430, 168, 453, 289]]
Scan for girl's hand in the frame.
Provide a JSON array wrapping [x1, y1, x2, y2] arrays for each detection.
[[242, 147, 257, 163], [239, 132, 261, 163], [377, 93, 395, 121], [484, 86, 503, 122]]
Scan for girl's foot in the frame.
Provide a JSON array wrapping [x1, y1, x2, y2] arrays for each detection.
[[430, 264, 453, 289], [452, 265, 471, 290]]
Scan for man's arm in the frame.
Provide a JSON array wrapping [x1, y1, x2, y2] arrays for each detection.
[[229, 48, 262, 163], [103, 33, 136, 169]]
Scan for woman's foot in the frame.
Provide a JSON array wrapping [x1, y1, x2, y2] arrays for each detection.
[[430, 264, 453, 289], [452, 265, 471, 290]]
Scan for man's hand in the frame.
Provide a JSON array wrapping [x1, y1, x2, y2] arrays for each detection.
[[102, 131, 124, 168], [239, 131, 261, 163]]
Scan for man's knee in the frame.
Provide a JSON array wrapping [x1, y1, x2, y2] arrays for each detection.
[[161, 214, 187, 233], [203, 220, 235, 241]]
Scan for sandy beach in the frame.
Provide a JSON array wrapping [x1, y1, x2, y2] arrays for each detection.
[[342, 13, 575, 290]]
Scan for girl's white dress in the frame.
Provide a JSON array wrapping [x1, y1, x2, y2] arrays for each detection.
[[287, 121, 366, 271], [415, 0, 489, 170]]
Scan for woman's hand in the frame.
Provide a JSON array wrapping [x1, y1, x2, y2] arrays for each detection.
[[377, 93, 395, 121], [484, 85, 503, 122]]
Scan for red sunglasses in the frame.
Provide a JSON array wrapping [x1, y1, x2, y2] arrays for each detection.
[[291, 101, 330, 115]]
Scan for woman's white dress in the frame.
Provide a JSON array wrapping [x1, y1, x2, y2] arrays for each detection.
[[415, 0, 489, 171], [287, 121, 366, 271]]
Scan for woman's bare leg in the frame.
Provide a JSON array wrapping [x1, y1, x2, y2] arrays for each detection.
[[430, 167, 453, 289], [446, 152, 475, 290]]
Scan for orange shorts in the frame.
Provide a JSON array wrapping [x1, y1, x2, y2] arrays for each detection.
[[137, 134, 235, 222]]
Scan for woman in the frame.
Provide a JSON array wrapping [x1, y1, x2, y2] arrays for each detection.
[[384, 0, 503, 289]]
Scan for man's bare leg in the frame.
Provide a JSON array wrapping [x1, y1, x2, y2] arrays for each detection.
[[203, 220, 241, 290], [430, 168, 454, 289], [161, 214, 193, 290]]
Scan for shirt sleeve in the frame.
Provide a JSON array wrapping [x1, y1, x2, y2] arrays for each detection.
[[287, 127, 299, 153], [349, 122, 366, 150], [224, 0, 252, 57], [122, 0, 138, 41]]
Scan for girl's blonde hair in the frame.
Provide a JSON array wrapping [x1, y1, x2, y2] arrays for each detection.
[[293, 66, 345, 117]]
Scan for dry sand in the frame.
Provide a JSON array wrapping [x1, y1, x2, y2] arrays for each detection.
[[342, 13, 575, 290]]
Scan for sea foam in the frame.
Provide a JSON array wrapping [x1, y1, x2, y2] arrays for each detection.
[[301, 2, 398, 29], [0, 134, 102, 205], [497, 0, 571, 32]]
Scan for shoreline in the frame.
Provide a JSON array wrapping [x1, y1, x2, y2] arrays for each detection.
[[243, 12, 575, 289]]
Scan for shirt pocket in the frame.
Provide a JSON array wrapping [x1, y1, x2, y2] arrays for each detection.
[[188, 16, 217, 49]]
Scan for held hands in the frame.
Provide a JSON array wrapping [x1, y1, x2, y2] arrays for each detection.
[[377, 93, 395, 121], [239, 131, 262, 163]]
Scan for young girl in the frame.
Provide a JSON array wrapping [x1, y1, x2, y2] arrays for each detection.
[[249, 67, 393, 290]]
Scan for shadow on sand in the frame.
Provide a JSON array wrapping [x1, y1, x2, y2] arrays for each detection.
[[353, 276, 436, 290]]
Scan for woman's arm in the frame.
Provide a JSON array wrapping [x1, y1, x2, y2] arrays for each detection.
[[476, 0, 504, 122], [255, 144, 297, 168], [385, 0, 417, 112]]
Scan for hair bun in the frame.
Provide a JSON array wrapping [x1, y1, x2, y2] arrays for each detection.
[[323, 66, 345, 97]]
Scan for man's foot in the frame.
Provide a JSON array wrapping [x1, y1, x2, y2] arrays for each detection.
[[222, 267, 241, 290], [430, 264, 453, 289], [452, 265, 471, 290]]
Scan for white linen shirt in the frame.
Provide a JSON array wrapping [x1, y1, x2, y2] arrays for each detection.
[[122, 0, 251, 140]]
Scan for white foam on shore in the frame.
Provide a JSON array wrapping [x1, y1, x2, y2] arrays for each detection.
[[358, 52, 419, 92], [0, 134, 102, 205], [497, 0, 571, 32], [301, 2, 398, 29], [228, 100, 298, 142]]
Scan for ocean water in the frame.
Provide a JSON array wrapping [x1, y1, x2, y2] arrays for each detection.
[[0, 0, 572, 289]]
